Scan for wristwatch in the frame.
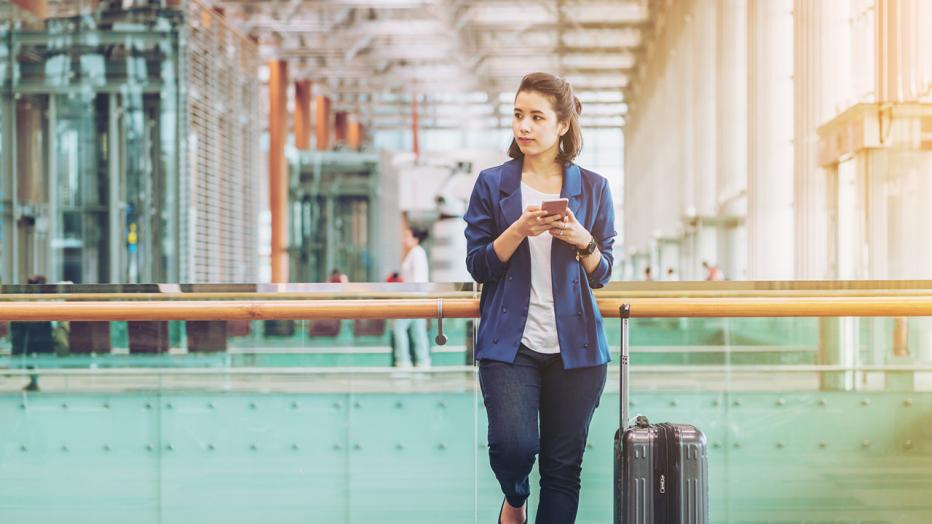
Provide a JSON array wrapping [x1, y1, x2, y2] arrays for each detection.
[[575, 236, 597, 262]]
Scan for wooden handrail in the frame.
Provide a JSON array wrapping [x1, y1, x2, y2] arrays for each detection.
[[8, 288, 932, 301], [0, 291, 477, 301], [0, 299, 478, 321], [1, 296, 932, 321]]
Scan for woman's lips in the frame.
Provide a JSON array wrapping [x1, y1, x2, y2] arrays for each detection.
[[517, 137, 534, 144]]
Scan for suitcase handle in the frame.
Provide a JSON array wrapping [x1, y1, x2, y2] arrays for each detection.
[[619, 304, 630, 431]]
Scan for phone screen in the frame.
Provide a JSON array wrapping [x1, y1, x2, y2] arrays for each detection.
[[541, 198, 568, 216]]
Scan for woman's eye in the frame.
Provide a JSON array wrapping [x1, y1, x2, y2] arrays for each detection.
[[533, 116, 542, 121]]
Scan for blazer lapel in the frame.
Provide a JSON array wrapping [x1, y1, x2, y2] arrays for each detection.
[[498, 158, 524, 230], [562, 163, 583, 219]]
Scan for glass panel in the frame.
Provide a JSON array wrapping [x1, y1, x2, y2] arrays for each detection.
[[2, 284, 932, 521], [53, 92, 109, 284], [0, 12, 9, 283], [2, 5, 182, 285]]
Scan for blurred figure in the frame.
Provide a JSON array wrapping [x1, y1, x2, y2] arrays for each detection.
[[393, 225, 431, 368], [11, 275, 54, 391], [702, 261, 724, 281], [307, 269, 348, 337], [386, 271, 402, 283], [643, 266, 653, 281], [665, 267, 679, 281], [329, 268, 349, 283]]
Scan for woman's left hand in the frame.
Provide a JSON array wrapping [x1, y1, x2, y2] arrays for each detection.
[[550, 208, 592, 249]]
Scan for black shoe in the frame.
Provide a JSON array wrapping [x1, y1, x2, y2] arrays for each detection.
[[498, 497, 527, 524]]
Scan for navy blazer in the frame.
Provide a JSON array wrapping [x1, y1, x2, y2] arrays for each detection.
[[464, 158, 616, 369]]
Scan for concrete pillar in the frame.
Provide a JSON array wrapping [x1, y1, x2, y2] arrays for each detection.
[[294, 80, 312, 151], [412, 94, 420, 157], [268, 60, 289, 283], [692, 0, 717, 218], [716, 0, 747, 279], [716, 0, 747, 208], [747, 0, 794, 279], [875, 0, 925, 103], [867, 143, 932, 386], [793, 0, 850, 279], [624, 0, 712, 278], [315, 94, 331, 151], [818, 316, 857, 391], [679, 7, 696, 222]]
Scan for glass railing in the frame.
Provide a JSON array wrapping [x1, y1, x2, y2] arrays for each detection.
[[0, 283, 479, 370], [1, 281, 931, 523]]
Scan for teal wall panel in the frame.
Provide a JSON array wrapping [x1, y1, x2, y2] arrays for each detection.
[[1, 390, 931, 523]]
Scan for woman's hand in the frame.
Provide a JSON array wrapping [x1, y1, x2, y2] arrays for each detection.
[[514, 206, 564, 238], [551, 208, 592, 249]]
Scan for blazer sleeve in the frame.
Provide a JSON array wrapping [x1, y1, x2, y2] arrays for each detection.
[[464, 173, 508, 284], [586, 180, 617, 288]]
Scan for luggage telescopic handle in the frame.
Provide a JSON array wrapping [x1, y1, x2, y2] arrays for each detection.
[[620, 304, 631, 431]]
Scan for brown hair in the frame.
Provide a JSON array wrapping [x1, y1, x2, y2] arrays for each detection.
[[508, 72, 583, 165]]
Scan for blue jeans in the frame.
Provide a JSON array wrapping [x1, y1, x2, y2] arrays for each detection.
[[392, 318, 430, 365], [479, 344, 607, 524]]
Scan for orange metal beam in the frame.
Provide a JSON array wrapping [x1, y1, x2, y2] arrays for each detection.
[[315, 95, 331, 151], [334, 111, 349, 145], [347, 115, 362, 150], [294, 80, 312, 150], [268, 60, 289, 283], [11, 0, 48, 18]]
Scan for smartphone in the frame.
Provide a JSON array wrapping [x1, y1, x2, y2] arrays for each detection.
[[540, 198, 569, 216]]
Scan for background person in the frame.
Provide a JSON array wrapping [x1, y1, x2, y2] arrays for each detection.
[[11, 275, 55, 392], [392, 224, 431, 368]]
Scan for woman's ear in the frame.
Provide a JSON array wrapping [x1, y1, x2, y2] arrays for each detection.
[[559, 122, 568, 137]]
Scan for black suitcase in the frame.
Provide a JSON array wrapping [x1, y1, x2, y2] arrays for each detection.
[[614, 304, 710, 523]]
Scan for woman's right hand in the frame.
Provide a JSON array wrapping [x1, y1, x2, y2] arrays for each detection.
[[513, 206, 564, 238]]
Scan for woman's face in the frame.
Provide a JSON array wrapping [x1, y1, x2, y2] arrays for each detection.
[[513, 90, 568, 159]]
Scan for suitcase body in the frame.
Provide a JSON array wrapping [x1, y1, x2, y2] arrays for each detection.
[[614, 419, 709, 523], [614, 305, 710, 524]]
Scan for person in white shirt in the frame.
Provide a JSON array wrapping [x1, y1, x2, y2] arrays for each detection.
[[393, 225, 431, 368]]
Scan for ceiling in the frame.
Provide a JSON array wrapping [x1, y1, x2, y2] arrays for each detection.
[[215, 0, 653, 130], [29, 0, 654, 130]]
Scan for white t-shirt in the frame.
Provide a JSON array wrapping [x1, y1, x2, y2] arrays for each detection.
[[402, 244, 430, 283], [520, 182, 561, 354]]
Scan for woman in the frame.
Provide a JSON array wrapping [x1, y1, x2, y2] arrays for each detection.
[[464, 72, 616, 524], [392, 223, 431, 368]]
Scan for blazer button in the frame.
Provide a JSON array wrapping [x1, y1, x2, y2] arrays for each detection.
[[508, 276, 513, 281], [577, 311, 583, 316], [493, 338, 499, 344], [584, 343, 590, 349], [502, 307, 507, 313], [572, 279, 578, 285]]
